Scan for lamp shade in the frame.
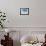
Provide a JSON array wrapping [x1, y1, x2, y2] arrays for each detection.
[[5, 29, 10, 33]]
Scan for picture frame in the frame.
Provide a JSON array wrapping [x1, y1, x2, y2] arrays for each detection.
[[20, 8, 29, 15]]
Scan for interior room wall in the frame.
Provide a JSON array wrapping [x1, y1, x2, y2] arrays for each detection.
[[0, 0, 46, 27]]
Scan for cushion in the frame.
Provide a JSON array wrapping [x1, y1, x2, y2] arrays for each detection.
[[20, 35, 37, 43]]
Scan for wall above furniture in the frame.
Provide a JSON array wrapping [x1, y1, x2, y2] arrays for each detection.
[[0, 0, 46, 28]]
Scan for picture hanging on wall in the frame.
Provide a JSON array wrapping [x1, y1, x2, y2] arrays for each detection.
[[20, 8, 29, 15]]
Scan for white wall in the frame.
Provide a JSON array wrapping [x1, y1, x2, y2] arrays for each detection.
[[0, 0, 46, 27], [16, 0, 46, 27]]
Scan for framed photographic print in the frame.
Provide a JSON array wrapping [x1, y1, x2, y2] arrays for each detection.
[[20, 8, 29, 15]]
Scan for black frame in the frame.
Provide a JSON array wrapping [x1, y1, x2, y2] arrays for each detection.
[[20, 8, 29, 15]]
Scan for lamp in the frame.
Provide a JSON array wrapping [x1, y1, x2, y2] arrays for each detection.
[[5, 29, 10, 37], [5, 29, 9, 33]]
